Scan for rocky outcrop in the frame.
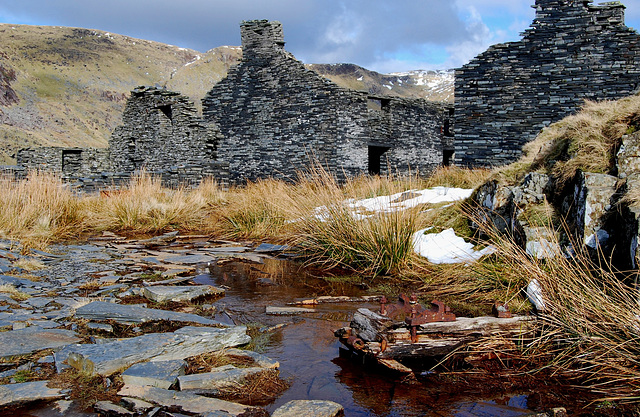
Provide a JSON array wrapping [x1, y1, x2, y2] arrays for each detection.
[[471, 133, 640, 269], [0, 59, 18, 107]]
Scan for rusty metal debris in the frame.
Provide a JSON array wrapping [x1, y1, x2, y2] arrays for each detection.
[[492, 301, 512, 318], [380, 294, 456, 342]]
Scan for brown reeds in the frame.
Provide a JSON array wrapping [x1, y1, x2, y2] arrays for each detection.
[[471, 211, 640, 402], [0, 171, 84, 249]]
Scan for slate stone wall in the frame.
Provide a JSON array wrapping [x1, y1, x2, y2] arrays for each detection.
[[17, 147, 110, 177], [203, 20, 449, 183], [15, 87, 228, 190], [455, 0, 640, 167], [109, 86, 222, 173]]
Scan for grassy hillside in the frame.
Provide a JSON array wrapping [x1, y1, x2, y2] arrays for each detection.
[[0, 24, 453, 164]]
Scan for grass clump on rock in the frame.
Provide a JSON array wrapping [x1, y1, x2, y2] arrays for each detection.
[[494, 94, 640, 185]]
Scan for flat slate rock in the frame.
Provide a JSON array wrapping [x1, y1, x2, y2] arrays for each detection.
[[160, 254, 215, 265], [142, 285, 224, 303], [271, 400, 344, 417], [266, 306, 315, 316], [178, 365, 265, 392], [55, 325, 250, 376], [94, 400, 134, 416], [254, 243, 289, 253], [75, 301, 224, 326], [0, 275, 37, 288], [225, 348, 279, 369], [122, 359, 187, 389], [0, 380, 66, 408], [118, 385, 265, 416], [0, 327, 81, 358]]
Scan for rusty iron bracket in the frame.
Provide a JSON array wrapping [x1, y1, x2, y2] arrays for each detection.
[[380, 294, 456, 343], [492, 301, 512, 318]]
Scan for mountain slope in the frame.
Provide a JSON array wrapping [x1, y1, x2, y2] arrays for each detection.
[[307, 63, 454, 102], [0, 24, 453, 164]]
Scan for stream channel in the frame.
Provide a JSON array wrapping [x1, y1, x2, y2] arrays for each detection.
[[200, 257, 547, 417]]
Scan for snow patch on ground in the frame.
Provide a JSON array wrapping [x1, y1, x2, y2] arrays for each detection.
[[312, 186, 490, 264], [347, 187, 472, 213], [413, 228, 496, 264]]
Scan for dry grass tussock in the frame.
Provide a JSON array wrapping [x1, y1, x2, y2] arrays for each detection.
[[494, 95, 640, 184], [0, 171, 84, 250], [0, 284, 30, 301], [85, 172, 221, 235], [480, 221, 640, 401]]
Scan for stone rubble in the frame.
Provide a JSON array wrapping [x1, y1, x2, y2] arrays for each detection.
[[0, 235, 327, 416]]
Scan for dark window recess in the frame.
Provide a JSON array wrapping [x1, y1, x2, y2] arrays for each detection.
[[62, 149, 82, 173], [443, 149, 455, 166], [443, 119, 453, 137], [158, 105, 173, 121], [368, 145, 390, 175]]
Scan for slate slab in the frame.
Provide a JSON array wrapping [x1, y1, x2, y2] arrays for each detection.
[[0, 380, 66, 408], [75, 301, 224, 326], [0, 327, 81, 358], [55, 325, 250, 376], [142, 285, 224, 303], [271, 400, 344, 417], [266, 306, 315, 315], [94, 401, 134, 416], [118, 385, 265, 416], [225, 348, 279, 369], [177, 365, 266, 392], [161, 254, 215, 265], [0, 275, 37, 287], [254, 243, 290, 253], [122, 359, 187, 389]]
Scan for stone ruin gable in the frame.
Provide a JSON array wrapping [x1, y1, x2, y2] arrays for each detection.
[[109, 86, 222, 173], [203, 20, 449, 183], [454, 0, 640, 168], [16, 147, 110, 177]]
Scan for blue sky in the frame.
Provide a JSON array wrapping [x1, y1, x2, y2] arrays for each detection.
[[1, 0, 640, 73]]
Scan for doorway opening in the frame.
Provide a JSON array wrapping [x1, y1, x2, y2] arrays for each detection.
[[368, 145, 390, 175]]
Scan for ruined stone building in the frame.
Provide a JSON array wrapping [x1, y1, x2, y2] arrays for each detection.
[[16, 87, 227, 190], [203, 20, 452, 183], [14, 20, 451, 187], [455, 0, 640, 167]]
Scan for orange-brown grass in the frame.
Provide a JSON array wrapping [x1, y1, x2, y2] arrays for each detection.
[[473, 216, 640, 402], [84, 171, 211, 234], [0, 171, 83, 249]]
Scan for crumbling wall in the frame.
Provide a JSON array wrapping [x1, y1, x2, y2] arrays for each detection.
[[203, 20, 448, 183], [16, 147, 110, 177], [109, 86, 222, 173], [15, 87, 229, 190], [455, 0, 640, 167]]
